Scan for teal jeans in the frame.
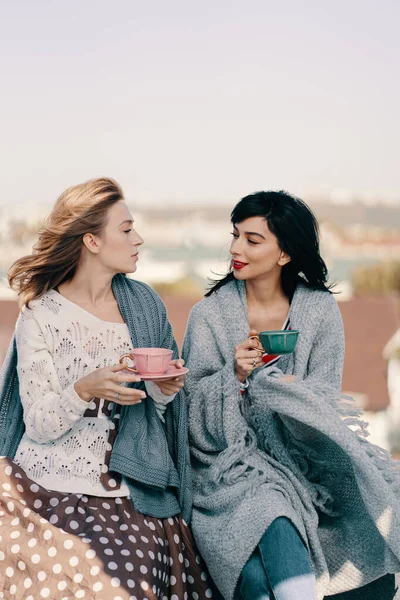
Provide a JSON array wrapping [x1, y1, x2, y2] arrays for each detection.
[[240, 517, 316, 600]]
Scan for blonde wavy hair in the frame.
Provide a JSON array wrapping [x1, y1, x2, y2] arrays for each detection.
[[8, 177, 124, 307]]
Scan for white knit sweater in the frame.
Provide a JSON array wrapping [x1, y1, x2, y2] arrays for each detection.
[[14, 290, 175, 497]]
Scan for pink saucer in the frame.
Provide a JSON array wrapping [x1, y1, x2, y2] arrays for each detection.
[[122, 366, 189, 382]]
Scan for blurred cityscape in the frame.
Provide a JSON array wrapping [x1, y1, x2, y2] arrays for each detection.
[[0, 193, 400, 454]]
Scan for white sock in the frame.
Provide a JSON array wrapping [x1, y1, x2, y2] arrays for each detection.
[[273, 573, 318, 600]]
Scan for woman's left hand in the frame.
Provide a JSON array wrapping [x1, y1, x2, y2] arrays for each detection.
[[153, 359, 186, 395]]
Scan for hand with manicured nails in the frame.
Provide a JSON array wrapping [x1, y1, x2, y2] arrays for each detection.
[[234, 329, 264, 383], [74, 363, 146, 404]]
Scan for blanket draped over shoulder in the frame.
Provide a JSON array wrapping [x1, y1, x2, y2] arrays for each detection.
[[182, 279, 400, 600]]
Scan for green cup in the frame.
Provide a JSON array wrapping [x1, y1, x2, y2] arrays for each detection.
[[257, 330, 299, 355]]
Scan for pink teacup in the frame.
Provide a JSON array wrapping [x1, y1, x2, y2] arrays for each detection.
[[120, 348, 173, 375]]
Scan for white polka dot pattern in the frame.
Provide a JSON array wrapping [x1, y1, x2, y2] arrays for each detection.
[[0, 457, 217, 599]]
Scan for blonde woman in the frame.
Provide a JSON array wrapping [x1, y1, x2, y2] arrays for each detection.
[[0, 178, 216, 600]]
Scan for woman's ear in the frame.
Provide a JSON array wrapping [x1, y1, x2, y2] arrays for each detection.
[[278, 251, 291, 266], [82, 233, 101, 255]]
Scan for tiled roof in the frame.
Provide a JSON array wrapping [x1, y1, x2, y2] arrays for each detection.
[[339, 295, 398, 411]]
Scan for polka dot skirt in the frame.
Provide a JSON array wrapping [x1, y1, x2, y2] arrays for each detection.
[[0, 457, 219, 600]]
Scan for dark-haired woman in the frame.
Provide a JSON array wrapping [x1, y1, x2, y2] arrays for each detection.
[[182, 191, 400, 600]]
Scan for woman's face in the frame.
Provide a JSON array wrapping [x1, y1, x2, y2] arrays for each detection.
[[229, 216, 290, 282], [86, 201, 143, 275]]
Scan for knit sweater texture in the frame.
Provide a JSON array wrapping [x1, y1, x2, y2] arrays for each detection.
[[12, 288, 175, 496], [0, 274, 192, 522], [182, 279, 400, 600]]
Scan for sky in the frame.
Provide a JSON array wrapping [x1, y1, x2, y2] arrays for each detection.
[[1, 0, 400, 207]]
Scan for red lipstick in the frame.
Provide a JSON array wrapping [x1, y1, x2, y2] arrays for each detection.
[[232, 260, 248, 270]]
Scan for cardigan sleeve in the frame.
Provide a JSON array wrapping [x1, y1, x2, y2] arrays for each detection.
[[182, 303, 241, 454], [305, 294, 344, 393], [145, 381, 176, 422], [15, 309, 89, 443]]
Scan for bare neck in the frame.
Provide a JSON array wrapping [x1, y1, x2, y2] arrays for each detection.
[[58, 264, 115, 308], [245, 277, 287, 308]]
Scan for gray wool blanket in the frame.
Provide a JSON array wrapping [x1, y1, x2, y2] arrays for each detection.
[[182, 279, 400, 600]]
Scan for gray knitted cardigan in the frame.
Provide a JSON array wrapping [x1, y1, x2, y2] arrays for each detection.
[[182, 279, 400, 600], [0, 274, 192, 522]]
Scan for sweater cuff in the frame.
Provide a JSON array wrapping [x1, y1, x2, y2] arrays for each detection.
[[67, 383, 91, 415], [145, 381, 176, 406], [239, 378, 249, 395]]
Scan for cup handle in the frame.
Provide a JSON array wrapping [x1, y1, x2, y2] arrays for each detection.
[[248, 335, 263, 353], [119, 353, 139, 372]]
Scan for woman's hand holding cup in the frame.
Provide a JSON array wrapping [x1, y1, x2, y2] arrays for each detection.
[[234, 330, 264, 383], [74, 363, 146, 405], [119, 349, 187, 397], [153, 358, 187, 395]]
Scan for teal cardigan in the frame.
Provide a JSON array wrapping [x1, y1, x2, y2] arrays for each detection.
[[0, 274, 192, 523]]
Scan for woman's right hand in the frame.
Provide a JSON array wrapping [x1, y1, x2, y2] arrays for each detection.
[[234, 330, 264, 383], [74, 363, 146, 405]]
